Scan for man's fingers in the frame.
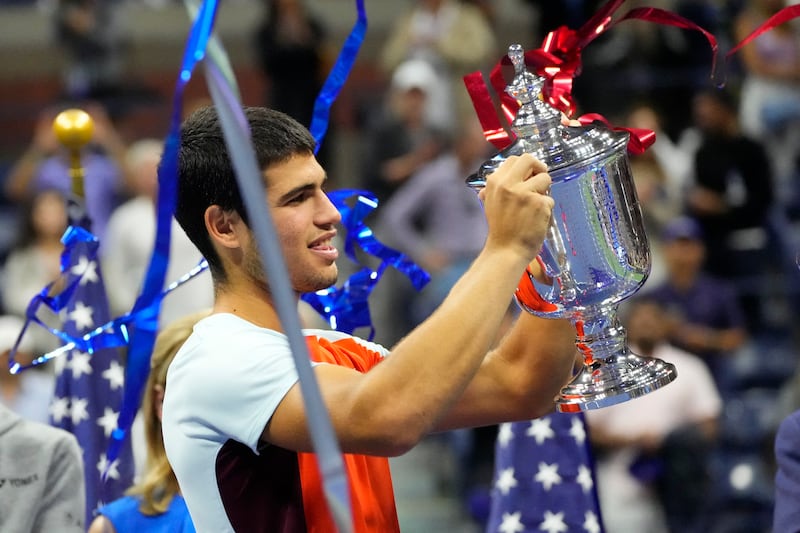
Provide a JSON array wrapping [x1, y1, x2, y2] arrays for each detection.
[[526, 172, 552, 195], [493, 154, 548, 185]]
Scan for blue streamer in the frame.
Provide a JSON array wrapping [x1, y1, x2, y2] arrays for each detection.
[[106, 0, 220, 466], [309, 0, 367, 153], [7, 226, 102, 373], [9, 259, 208, 374], [301, 190, 430, 340]]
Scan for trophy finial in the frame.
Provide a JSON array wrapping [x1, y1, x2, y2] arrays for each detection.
[[506, 44, 541, 105], [504, 44, 553, 129], [53, 109, 94, 151], [508, 43, 525, 74]]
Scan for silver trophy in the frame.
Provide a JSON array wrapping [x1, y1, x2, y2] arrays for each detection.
[[467, 44, 677, 412]]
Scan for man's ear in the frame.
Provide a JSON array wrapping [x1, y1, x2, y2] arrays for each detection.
[[204, 205, 242, 249]]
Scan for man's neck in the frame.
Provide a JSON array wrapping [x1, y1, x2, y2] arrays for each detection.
[[214, 286, 287, 331]]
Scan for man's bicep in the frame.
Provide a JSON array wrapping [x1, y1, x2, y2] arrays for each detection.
[[261, 363, 365, 452]]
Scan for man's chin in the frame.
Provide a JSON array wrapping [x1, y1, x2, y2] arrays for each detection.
[[301, 271, 338, 294]]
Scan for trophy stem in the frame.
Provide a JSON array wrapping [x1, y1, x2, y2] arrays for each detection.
[[555, 308, 677, 413]]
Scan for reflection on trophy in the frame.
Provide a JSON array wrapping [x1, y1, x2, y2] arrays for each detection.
[[467, 44, 677, 412]]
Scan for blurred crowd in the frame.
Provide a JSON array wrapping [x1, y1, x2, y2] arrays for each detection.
[[0, 0, 799, 532]]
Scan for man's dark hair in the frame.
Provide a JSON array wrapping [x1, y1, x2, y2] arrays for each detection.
[[172, 105, 317, 283]]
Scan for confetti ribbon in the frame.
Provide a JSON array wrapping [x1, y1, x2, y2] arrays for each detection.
[[301, 190, 430, 340], [102, 0, 222, 473], [466, 1, 720, 154], [7, 226, 103, 372], [309, 0, 367, 153], [8, 258, 209, 373]]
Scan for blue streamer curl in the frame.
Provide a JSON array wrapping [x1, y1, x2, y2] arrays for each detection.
[[301, 190, 429, 340]]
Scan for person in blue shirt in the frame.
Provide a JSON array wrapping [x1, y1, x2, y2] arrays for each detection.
[[87, 310, 208, 533], [774, 408, 800, 533]]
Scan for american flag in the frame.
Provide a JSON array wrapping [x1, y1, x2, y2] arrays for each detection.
[[486, 413, 604, 533], [48, 208, 134, 525]]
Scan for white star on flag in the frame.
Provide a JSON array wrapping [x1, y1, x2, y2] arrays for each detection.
[[534, 462, 562, 491], [569, 415, 586, 445], [583, 511, 601, 533], [102, 360, 125, 390], [495, 467, 518, 495], [70, 255, 99, 285], [497, 423, 514, 447], [68, 301, 95, 330], [49, 397, 71, 424], [540, 510, 568, 533], [96, 453, 120, 481], [526, 417, 555, 444], [70, 396, 90, 426], [96, 407, 120, 438], [499, 511, 526, 533], [68, 351, 93, 379], [577, 464, 594, 493]]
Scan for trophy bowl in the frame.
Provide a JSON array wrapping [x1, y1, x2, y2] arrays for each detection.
[[468, 44, 677, 412]]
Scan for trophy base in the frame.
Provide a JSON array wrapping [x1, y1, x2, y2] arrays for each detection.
[[555, 352, 677, 412]]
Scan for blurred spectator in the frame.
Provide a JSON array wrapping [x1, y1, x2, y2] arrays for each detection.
[[625, 101, 688, 288], [0, 402, 85, 532], [88, 310, 205, 533], [643, 216, 749, 395], [734, 0, 800, 191], [54, 0, 127, 100], [586, 295, 722, 533], [685, 88, 775, 326], [4, 103, 130, 246], [253, 0, 336, 168], [774, 407, 800, 533], [360, 58, 449, 205], [379, 0, 497, 132], [1, 188, 68, 355], [521, 0, 602, 42], [101, 138, 213, 327], [253, 0, 326, 129], [378, 114, 491, 325], [0, 315, 54, 424]]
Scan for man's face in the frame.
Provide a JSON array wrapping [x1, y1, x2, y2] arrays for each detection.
[[243, 153, 342, 294]]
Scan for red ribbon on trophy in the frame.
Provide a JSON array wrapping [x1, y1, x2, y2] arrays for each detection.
[[465, 1, 720, 154]]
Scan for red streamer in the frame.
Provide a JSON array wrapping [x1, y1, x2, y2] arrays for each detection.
[[727, 5, 800, 58], [463, 71, 513, 149]]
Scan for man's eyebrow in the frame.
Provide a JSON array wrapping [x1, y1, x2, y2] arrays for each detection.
[[276, 174, 329, 204]]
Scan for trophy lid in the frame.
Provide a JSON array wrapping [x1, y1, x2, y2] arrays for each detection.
[[467, 44, 629, 189]]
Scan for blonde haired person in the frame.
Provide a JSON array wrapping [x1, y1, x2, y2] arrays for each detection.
[[88, 310, 210, 533]]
